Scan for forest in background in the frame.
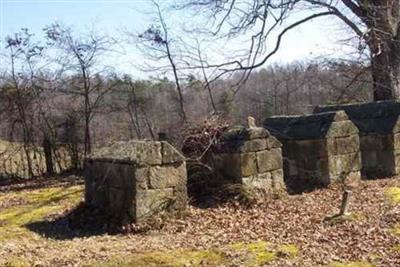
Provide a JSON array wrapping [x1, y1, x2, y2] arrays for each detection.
[[0, 21, 372, 179]]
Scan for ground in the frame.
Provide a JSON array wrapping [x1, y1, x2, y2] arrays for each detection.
[[0, 176, 399, 266]]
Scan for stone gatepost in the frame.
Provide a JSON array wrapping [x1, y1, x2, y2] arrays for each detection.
[[264, 111, 361, 189], [84, 140, 187, 224], [315, 101, 400, 178], [212, 124, 285, 194]]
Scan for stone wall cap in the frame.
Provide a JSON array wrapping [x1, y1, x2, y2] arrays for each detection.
[[87, 140, 184, 165], [314, 100, 400, 134], [222, 125, 270, 141], [264, 111, 354, 140]]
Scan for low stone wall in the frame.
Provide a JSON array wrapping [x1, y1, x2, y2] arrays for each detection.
[[314, 100, 400, 178], [264, 111, 361, 190], [212, 126, 285, 194], [84, 140, 187, 224], [0, 140, 71, 179]]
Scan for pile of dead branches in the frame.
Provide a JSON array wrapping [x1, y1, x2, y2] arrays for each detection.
[[180, 115, 231, 161]]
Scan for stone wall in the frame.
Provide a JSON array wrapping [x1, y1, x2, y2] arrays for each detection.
[[314, 100, 400, 178], [84, 140, 187, 224], [212, 126, 285, 193], [264, 111, 361, 190]]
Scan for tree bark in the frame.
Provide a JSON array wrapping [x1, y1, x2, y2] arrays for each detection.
[[42, 137, 54, 175], [371, 39, 400, 101]]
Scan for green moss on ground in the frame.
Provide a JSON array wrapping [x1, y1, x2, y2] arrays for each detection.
[[91, 249, 226, 267], [385, 187, 400, 204], [1, 257, 31, 267], [390, 224, 400, 236], [93, 241, 299, 267], [328, 261, 375, 267], [0, 185, 83, 241], [230, 241, 276, 266]]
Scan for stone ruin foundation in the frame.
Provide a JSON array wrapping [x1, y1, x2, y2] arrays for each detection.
[[315, 101, 400, 179], [264, 111, 361, 191], [84, 140, 187, 224], [212, 125, 286, 194]]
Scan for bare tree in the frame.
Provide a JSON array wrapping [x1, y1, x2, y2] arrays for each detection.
[[2, 29, 45, 178], [179, 0, 400, 101], [136, 1, 188, 122], [44, 23, 115, 157]]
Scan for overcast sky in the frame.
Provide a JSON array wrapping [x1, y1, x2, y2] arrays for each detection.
[[1, 0, 356, 78]]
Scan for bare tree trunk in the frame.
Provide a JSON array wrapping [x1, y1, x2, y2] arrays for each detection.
[[42, 137, 54, 175], [370, 38, 400, 101], [140, 106, 155, 140], [84, 99, 91, 157], [127, 81, 142, 139]]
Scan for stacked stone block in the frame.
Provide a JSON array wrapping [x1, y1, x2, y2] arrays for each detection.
[[213, 126, 285, 193], [264, 111, 361, 188], [315, 101, 400, 178], [84, 140, 187, 224]]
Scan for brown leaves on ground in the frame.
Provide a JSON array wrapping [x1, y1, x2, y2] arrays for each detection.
[[0, 177, 400, 266]]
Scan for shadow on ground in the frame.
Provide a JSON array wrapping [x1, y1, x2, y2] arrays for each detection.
[[25, 203, 114, 240], [284, 177, 327, 195]]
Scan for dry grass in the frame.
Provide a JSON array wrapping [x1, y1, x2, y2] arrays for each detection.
[[0, 177, 399, 266]]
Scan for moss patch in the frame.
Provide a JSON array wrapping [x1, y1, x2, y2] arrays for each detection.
[[390, 224, 400, 236], [392, 245, 400, 252], [94, 241, 298, 267], [328, 261, 375, 267], [0, 185, 83, 241], [1, 257, 31, 267], [229, 241, 276, 266], [385, 187, 400, 204], [91, 249, 226, 267]]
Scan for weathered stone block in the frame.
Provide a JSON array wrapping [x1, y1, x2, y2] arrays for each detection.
[[314, 101, 400, 178], [136, 188, 174, 222], [328, 153, 361, 176], [257, 148, 282, 173], [265, 110, 361, 188], [242, 174, 272, 190], [222, 126, 270, 141], [393, 133, 400, 150], [283, 157, 298, 177], [332, 135, 359, 155], [361, 135, 384, 150], [148, 163, 186, 189], [216, 152, 258, 178], [213, 124, 285, 195], [266, 136, 282, 149], [240, 152, 258, 177], [161, 142, 185, 164], [84, 140, 187, 225], [296, 139, 326, 158], [90, 141, 162, 165], [326, 121, 358, 137], [240, 139, 268, 152], [271, 169, 285, 191]]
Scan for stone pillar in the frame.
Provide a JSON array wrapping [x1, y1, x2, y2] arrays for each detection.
[[84, 140, 187, 224], [213, 125, 285, 194]]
